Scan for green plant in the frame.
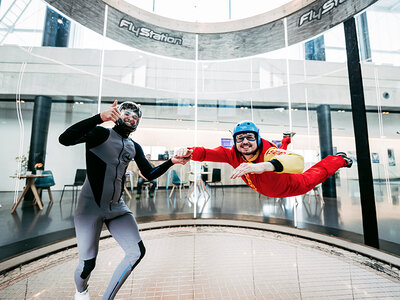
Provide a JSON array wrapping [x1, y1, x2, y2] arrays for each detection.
[[15, 154, 28, 173]]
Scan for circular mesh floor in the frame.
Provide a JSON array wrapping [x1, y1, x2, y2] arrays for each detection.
[[1, 226, 399, 299]]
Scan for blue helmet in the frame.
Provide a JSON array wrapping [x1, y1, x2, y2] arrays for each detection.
[[233, 121, 262, 147]]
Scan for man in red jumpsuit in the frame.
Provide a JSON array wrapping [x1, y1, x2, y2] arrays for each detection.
[[177, 121, 352, 198]]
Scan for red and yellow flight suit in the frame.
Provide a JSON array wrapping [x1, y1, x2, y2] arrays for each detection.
[[190, 138, 347, 198]]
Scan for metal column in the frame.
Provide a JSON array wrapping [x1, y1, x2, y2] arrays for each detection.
[[317, 104, 336, 198], [356, 12, 372, 62], [344, 17, 379, 248], [27, 96, 52, 173], [42, 7, 70, 47], [305, 35, 326, 61]]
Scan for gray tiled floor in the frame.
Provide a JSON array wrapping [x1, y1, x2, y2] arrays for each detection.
[[1, 226, 399, 299]]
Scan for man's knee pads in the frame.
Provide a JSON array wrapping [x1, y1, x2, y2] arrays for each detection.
[[128, 241, 146, 270], [81, 257, 96, 279], [138, 240, 146, 260]]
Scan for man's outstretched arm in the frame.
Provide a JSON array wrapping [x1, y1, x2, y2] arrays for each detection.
[[231, 148, 305, 179], [230, 162, 276, 179], [135, 145, 191, 181], [175, 146, 234, 164]]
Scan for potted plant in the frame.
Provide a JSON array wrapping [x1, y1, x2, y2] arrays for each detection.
[[15, 155, 28, 175]]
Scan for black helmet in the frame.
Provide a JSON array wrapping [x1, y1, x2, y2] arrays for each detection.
[[116, 101, 142, 132]]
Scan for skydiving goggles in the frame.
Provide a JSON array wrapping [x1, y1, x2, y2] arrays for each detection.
[[235, 133, 257, 143]]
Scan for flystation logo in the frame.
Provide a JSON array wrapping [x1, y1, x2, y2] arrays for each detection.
[[119, 19, 183, 46], [298, 0, 347, 27]]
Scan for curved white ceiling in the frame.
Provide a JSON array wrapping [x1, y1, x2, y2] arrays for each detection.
[[45, 0, 378, 59]]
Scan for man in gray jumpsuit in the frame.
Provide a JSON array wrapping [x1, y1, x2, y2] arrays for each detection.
[[59, 101, 188, 300]]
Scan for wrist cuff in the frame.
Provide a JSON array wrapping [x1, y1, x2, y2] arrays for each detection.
[[95, 114, 103, 123], [269, 159, 283, 172]]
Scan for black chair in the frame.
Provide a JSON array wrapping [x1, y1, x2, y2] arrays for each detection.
[[35, 170, 56, 204], [209, 168, 224, 196], [60, 169, 86, 202], [201, 166, 209, 182]]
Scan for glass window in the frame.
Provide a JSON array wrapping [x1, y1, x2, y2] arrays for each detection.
[[231, 0, 291, 20], [120, 0, 291, 22], [155, 0, 229, 22], [360, 0, 400, 252], [0, 0, 46, 46]]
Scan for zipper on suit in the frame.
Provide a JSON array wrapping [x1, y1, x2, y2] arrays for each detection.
[[110, 137, 125, 210]]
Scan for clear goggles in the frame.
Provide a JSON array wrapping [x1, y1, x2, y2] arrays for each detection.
[[235, 133, 257, 143], [121, 110, 140, 120]]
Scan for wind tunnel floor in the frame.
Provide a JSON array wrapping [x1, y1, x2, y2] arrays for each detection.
[[0, 226, 399, 299]]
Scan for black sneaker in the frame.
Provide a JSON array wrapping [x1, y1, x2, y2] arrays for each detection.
[[149, 193, 154, 198], [283, 131, 296, 138], [136, 194, 141, 201], [336, 152, 353, 168]]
